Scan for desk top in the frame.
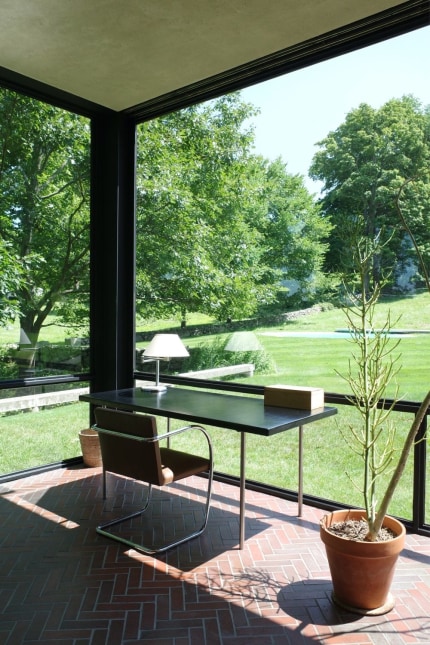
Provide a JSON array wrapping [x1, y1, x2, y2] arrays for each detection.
[[80, 386, 337, 437]]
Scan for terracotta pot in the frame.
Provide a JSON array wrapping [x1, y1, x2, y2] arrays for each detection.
[[320, 509, 406, 614], [79, 428, 102, 468]]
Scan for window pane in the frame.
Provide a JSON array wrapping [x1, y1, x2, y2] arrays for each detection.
[[0, 88, 91, 475], [0, 382, 90, 474], [0, 88, 91, 382], [134, 28, 430, 399], [134, 29, 429, 522]]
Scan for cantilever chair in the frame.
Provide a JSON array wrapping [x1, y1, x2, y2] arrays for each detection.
[[93, 407, 214, 554]]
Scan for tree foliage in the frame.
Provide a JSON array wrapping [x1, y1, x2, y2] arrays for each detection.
[[309, 96, 430, 290], [136, 94, 330, 323], [0, 89, 91, 344], [1, 87, 330, 346], [260, 158, 332, 304]]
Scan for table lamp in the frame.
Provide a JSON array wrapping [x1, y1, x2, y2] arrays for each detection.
[[142, 333, 189, 392]]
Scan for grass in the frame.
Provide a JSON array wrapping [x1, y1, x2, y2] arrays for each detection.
[[1, 292, 429, 522], [164, 401, 419, 521], [0, 403, 89, 473], [0, 315, 83, 346], [181, 292, 430, 400], [136, 312, 215, 332]]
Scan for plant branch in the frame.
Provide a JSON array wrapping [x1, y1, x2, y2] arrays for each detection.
[[370, 389, 430, 538]]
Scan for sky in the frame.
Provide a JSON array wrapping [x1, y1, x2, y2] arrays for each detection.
[[240, 26, 430, 194]]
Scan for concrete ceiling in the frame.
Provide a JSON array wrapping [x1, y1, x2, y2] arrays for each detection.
[[0, 0, 407, 111]]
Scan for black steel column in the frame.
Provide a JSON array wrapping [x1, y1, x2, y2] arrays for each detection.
[[90, 110, 136, 394], [413, 413, 428, 532]]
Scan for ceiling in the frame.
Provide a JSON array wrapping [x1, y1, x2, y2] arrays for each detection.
[[0, 0, 407, 111]]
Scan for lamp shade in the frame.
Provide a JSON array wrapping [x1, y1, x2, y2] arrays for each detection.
[[224, 331, 263, 352], [143, 334, 189, 359]]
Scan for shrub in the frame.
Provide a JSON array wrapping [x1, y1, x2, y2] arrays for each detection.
[[179, 336, 273, 375]]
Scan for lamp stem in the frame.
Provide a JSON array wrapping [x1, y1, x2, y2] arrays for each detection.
[[155, 358, 160, 387]]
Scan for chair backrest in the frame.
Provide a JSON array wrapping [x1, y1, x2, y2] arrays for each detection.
[[94, 407, 164, 485]]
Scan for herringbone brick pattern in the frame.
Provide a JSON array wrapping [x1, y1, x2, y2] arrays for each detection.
[[0, 465, 429, 644]]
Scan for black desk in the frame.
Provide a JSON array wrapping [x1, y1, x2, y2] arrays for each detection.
[[80, 386, 337, 548]]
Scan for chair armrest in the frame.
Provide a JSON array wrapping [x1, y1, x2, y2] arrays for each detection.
[[156, 424, 213, 464], [156, 423, 210, 442], [92, 424, 154, 443]]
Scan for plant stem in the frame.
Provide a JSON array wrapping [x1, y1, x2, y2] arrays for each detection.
[[368, 388, 430, 539]]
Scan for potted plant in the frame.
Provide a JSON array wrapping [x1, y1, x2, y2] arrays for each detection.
[[320, 224, 430, 614]]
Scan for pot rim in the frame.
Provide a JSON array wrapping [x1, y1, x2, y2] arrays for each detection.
[[320, 509, 406, 556]]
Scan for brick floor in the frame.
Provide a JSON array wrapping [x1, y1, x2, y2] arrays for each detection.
[[0, 465, 429, 644]]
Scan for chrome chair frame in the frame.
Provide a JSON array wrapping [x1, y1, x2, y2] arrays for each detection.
[[94, 419, 213, 554]]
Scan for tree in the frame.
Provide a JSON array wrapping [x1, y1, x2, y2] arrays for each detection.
[[260, 158, 332, 306], [309, 96, 430, 290], [136, 95, 275, 323], [135, 94, 329, 323], [0, 239, 23, 326], [0, 89, 91, 344]]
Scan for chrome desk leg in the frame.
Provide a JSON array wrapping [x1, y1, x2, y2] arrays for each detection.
[[239, 431, 246, 549], [298, 425, 303, 517]]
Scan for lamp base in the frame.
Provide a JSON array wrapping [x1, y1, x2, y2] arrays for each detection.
[[140, 384, 167, 393]]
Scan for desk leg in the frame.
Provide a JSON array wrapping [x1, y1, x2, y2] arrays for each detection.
[[239, 431, 246, 549], [298, 425, 303, 517]]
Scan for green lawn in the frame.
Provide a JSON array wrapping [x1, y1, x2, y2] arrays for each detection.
[[1, 403, 89, 473], [163, 401, 419, 521], [181, 292, 430, 400], [2, 293, 429, 522]]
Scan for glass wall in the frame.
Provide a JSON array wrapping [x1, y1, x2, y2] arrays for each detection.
[[134, 28, 430, 523], [0, 87, 91, 474], [134, 28, 430, 395]]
